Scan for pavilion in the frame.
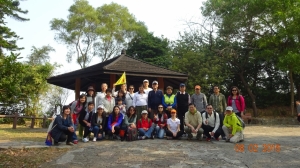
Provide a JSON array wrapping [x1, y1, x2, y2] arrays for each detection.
[[47, 50, 188, 99]]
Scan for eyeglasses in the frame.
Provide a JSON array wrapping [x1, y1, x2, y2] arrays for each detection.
[[158, 107, 163, 108], [232, 90, 237, 91]]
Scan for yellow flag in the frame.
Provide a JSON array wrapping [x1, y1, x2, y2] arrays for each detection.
[[114, 72, 126, 85]]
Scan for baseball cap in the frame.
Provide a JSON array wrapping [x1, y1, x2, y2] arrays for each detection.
[[152, 80, 158, 84], [180, 83, 185, 87], [141, 110, 148, 114], [226, 106, 233, 111], [97, 105, 104, 109], [143, 79, 149, 83]]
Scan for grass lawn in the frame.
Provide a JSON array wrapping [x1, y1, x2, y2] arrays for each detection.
[[0, 124, 47, 142], [0, 124, 70, 168], [0, 148, 69, 168]]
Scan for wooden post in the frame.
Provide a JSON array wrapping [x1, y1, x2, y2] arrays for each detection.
[[157, 77, 164, 93], [13, 113, 18, 129], [42, 115, 47, 128], [110, 74, 116, 89], [75, 77, 81, 99], [31, 115, 35, 129]]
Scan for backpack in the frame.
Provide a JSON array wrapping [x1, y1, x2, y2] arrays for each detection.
[[139, 118, 151, 126], [126, 127, 138, 141], [205, 111, 217, 125], [236, 115, 245, 129]]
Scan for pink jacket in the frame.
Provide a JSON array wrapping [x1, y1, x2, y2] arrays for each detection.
[[227, 95, 245, 112]]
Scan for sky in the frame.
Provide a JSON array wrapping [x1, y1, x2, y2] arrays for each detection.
[[6, 0, 205, 103]]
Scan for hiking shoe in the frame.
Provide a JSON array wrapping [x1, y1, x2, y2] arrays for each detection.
[[66, 142, 74, 146], [206, 138, 211, 142], [151, 135, 155, 139], [93, 137, 97, 142], [138, 136, 146, 140], [73, 140, 78, 144], [83, 138, 89, 142], [226, 139, 230, 142], [222, 137, 227, 140]]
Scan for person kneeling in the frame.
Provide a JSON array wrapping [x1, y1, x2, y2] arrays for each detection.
[[79, 102, 95, 142], [51, 105, 75, 146], [137, 110, 154, 139], [107, 106, 123, 140], [222, 106, 244, 143], [184, 103, 204, 140], [91, 105, 106, 141], [166, 109, 183, 139], [202, 105, 223, 141]]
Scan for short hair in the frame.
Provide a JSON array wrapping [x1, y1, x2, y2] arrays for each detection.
[[88, 101, 95, 106], [213, 85, 219, 89], [206, 104, 213, 108], [106, 88, 112, 93], [189, 103, 195, 107], [166, 86, 173, 90], [116, 98, 122, 102], [139, 84, 144, 88]]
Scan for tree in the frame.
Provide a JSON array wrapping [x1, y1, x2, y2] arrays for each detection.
[[127, 31, 171, 68], [27, 45, 55, 65], [50, 0, 145, 68], [0, 0, 29, 54]]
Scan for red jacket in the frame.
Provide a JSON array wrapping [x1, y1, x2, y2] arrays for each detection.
[[137, 118, 153, 129], [153, 113, 168, 128], [227, 95, 245, 112]]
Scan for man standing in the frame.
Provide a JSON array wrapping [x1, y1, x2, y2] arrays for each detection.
[[125, 85, 135, 110], [209, 85, 227, 139], [191, 85, 207, 113], [222, 106, 244, 143], [148, 80, 163, 119], [202, 105, 223, 141], [133, 84, 148, 122], [95, 83, 107, 110], [184, 103, 204, 140], [176, 83, 190, 132], [143, 79, 153, 94]]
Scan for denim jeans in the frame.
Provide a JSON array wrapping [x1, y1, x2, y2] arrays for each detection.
[[93, 126, 105, 140], [155, 126, 165, 139], [72, 124, 78, 141], [138, 126, 154, 138]]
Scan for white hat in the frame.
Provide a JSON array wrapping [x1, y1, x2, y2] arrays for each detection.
[[143, 79, 149, 83], [152, 80, 158, 84], [226, 106, 233, 111], [141, 110, 148, 114], [97, 105, 104, 109]]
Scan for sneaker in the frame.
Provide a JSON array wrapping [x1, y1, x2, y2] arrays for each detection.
[[83, 137, 89, 142], [93, 137, 97, 142], [73, 140, 78, 144], [222, 137, 227, 140], [66, 142, 74, 146], [151, 135, 155, 139], [206, 138, 211, 142]]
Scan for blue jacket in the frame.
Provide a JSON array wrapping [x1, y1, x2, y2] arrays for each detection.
[[107, 113, 123, 130], [162, 94, 177, 108], [148, 89, 163, 109], [50, 115, 72, 142]]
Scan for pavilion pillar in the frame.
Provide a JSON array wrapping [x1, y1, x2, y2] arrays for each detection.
[[75, 77, 81, 99], [157, 77, 164, 93], [110, 74, 116, 89]]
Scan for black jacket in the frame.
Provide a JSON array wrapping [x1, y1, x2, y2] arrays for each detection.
[[91, 112, 106, 129]]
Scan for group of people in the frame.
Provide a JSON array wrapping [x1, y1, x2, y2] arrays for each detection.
[[50, 79, 246, 145]]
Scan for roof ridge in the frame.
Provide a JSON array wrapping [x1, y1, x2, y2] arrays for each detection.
[[103, 54, 124, 70]]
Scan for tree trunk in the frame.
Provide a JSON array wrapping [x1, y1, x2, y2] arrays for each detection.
[[238, 73, 258, 117], [288, 71, 294, 116]]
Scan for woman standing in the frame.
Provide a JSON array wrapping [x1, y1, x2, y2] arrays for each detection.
[[166, 109, 183, 139], [70, 93, 87, 143], [227, 86, 245, 118], [153, 104, 168, 139], [121, 106, 137, 141], [102, 88, 115, 135], [91, 105, 106, 141], [85, 86, 96, 111], [51, 105, 75, 146], [107, 106, 123, 140]]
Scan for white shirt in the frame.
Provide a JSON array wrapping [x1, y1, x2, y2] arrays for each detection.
[[144, 87, 153, 94], [133, 92, 148, 107], [96, 92, 106, 109], [112, 88, 127, 97], [125, 92, 135, 110], [167, 118, 180, 133], [202, 112, 220, 133]]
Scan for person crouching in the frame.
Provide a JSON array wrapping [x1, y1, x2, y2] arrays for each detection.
[[137, 110, 154, 139]]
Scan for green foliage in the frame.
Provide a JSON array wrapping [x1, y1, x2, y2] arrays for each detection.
[[0, 0, 29, 54], [50, 0, 145, 68], [127, 31, 171, 68]]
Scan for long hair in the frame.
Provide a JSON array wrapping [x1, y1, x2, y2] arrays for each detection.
[[62, 105, 71, 114], [76, 93, 87, 107], [126, 106, 136, 118], [230, 86, 240, 97], [117, 90, 126, 99], [112, 105, 121, 120]]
